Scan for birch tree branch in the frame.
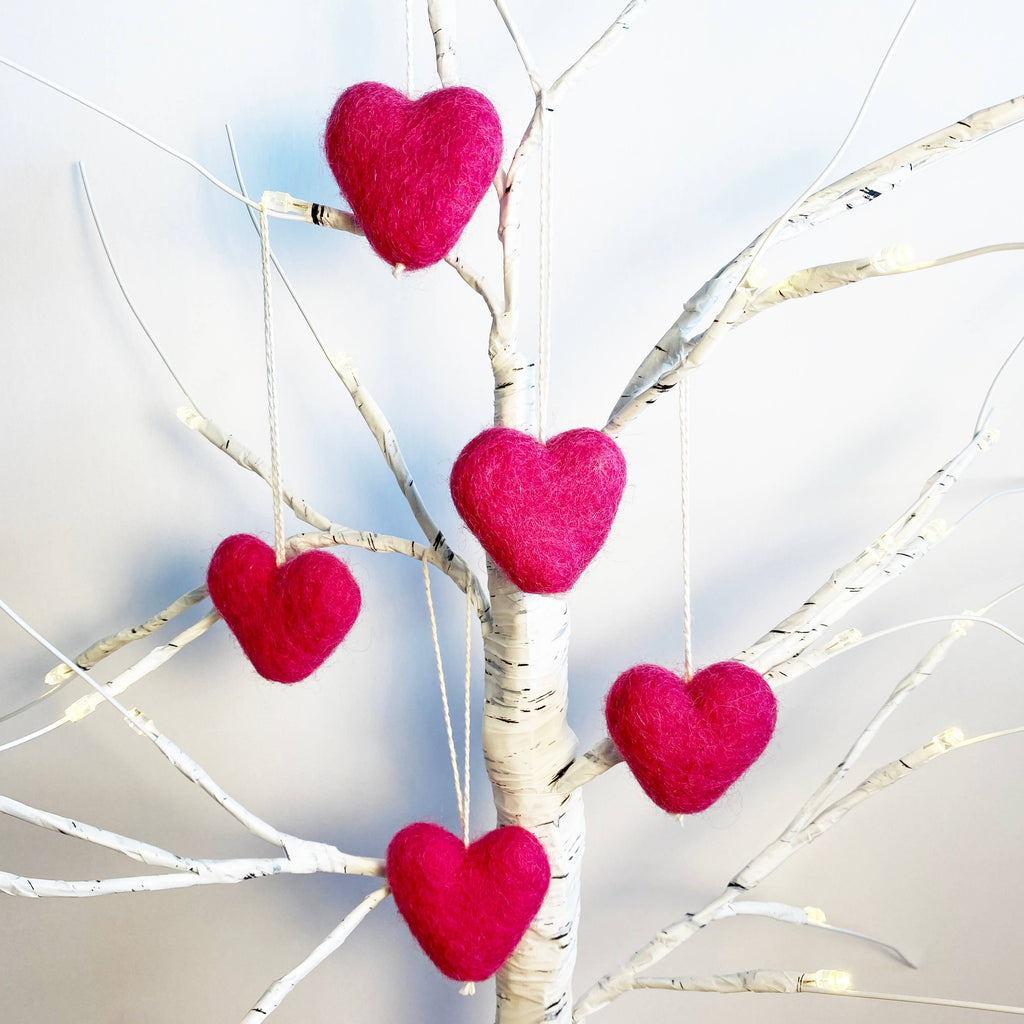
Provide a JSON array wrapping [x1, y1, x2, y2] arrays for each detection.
[[224, 133, 496, 565], [605, 93, 1024, 434], [45, 585, 209, 685], [572, 727, 995, 1019], [738, 243, 1024, 323], [742, 421, 996, 676], [491, 0, 649, 428], [240, 886, 389, 1022], [557, 422, 995, 796], [177, 407, 491, 624], [427, 0, 459, 86]]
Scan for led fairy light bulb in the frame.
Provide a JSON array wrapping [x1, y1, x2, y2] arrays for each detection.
[[871, 244, 915, 273], [803, 906, 827, 925], [935, 727, 965, 749], [802, 969, 852, 991]]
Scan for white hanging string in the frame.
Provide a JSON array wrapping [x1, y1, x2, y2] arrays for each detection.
[[259, 200, 287, 567], [537, 95, 554, 441], [461, 584, 473, 848], [678, 379, 693, 681], [421, 555, 472, 844], [405, 0, 415, 97]]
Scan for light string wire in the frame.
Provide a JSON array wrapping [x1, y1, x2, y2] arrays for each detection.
[[406, 0, 415, 97], [537, 95, 554, 441], [679, 379, 693, 680], [421, 555, 471, 843], [736, 0, 920, 297], [258, 201, 287, 567]]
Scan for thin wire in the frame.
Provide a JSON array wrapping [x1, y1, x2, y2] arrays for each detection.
[[77, 162, 203, 414], [818, 987, 1024, 1015], [953, 487, 1024, 531], [679, 379, 693, 680], [960, 725, 1024, 748], [259, 203, 287, 567], [422, 555, 467, 836], [843, 613, 1024, 655], [0, 677, 74, 725], [741, 0, 920, 287], [406, 0, 415, 97], [976, 333, 1024, 434], [0, 55, 259, 211], [462, 585, 473, 848], [0, 716, 68, 755], [537, 96, 554, 441]]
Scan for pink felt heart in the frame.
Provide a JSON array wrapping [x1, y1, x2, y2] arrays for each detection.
[[207, 534, 361, 684], [450, 426, 627, 595], [605, 661, 777, 814], [386, 822, 550, 982], [324, 82, 503, 270]]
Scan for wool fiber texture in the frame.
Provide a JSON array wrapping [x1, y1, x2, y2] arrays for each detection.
[[605, 661, 777, 814], [386, 821, 551, 982], [449, 426, 627, 594], [324, 82, 503, 269], [207, 534, 361, 684]]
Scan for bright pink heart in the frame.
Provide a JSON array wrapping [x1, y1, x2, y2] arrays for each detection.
[[450, 426, 627, 595], [605, 661, 777, 814], [207, 534, 361, 684], [386, 822, 550, 982], [324, 82, 503, 269]]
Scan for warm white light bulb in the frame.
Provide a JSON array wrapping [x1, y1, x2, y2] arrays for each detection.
[[935, 727, 965, 749], [804, 969, 852, 991], [871, 244, 915, 273]]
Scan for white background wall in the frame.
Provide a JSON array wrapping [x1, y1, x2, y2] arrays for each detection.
[[2, 2, 1023, 1021]]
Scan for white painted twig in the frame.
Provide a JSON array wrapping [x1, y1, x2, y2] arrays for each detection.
[[743, 422, 996, 676], [241, 886, 389, 1022], [427, 0, 459, 86], [734, 729, 971, 890], [573, 725, 1015, 1019], [177, 407, 491, 623], [559, 421, 995, 796], [45, 585, 209, 685], [445, 250, 502, 319], [1, 597, 385, 877], [616, 970, 1024, 1015], [548, 1, 648, 103], [493, 0, 544, 93], [739, 243, 1024, 322], [606, 93, 1024, 434], [492, 0, 647, 430]]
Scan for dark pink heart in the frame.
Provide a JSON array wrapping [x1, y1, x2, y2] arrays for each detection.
[[605, 661, 777, 814], [450, 426, 627, 595], [207, 534, 361, 684], [324, 82, 503, 269], [386, 822, 550, 982]]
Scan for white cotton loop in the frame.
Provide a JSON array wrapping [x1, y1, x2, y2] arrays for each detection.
[[259, 201, 286, 567], [537, 95, 554, 441], [406, 0, 415, 98], [422, 555, 467, 839], [678, 379, 693, 680]]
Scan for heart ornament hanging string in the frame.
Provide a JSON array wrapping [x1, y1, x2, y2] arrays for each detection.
[[206, 203, 361, 683]]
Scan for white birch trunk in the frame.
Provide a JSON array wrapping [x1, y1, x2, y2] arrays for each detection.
[[483, 570, 582, 1024]]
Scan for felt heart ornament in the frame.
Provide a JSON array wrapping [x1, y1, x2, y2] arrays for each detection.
[[386, 821, 550, 982], [207, 534, 361, 684], [324, 82, 503, 270], [450, 426, 627, 595], [605, 661, 777, 814]]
